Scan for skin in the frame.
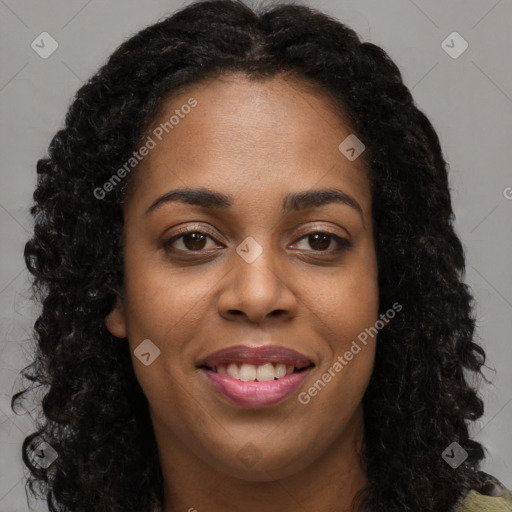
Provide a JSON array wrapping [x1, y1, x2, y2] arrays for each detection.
[[105, 71, 379, 512]]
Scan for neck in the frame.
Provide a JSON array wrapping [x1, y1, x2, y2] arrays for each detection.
[[156, 406, 368, 512]]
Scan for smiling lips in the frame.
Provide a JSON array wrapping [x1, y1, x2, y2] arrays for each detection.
[[198, 345, 315, 408]]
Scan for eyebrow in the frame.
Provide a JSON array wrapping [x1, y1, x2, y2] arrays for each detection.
[[145, 186, 365, 224]]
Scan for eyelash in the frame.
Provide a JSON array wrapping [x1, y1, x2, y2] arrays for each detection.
[[161, 226, 353, 255]]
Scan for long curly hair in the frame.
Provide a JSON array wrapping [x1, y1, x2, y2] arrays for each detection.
[[12, 1, 489, 511]]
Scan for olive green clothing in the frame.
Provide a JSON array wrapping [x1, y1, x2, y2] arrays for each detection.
[[454, 472, 512, 511]]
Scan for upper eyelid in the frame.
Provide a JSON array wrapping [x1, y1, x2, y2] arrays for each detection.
[[165, 221, 350, 240], [163, 226, 351, 250], [166, 227, 348, 242]]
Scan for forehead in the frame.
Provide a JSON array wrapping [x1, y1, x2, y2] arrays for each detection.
[[127, 72, 370, 214]]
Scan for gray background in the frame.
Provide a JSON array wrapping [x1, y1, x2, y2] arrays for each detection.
[[1, 0, 511, 510]]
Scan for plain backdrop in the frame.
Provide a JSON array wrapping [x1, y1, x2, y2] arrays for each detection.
[[0, 0, 511, 510]]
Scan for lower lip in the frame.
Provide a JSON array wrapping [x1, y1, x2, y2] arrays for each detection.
[[200, 367, 313, 408]]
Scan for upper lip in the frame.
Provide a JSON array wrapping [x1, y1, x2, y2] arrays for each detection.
[[198, 345, 314, 370]]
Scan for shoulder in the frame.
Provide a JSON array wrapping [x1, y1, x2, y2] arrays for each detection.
[[454, 471, 512, 512]]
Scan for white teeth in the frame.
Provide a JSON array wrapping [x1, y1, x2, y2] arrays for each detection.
[[239, 364, 257, 381], [216, 362, 302, 381], [226, 363, 240, 379], [275, 364, 287, 378], [256, 363, 276, 381]]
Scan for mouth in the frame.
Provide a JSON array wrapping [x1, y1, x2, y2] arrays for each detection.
[[197, 345, 315, 408], [198, 362, 314, 381]]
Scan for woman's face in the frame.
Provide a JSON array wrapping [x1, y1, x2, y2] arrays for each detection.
[[106, 72, 379, 480]]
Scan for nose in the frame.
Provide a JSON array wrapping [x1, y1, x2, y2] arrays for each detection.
[[217, 241, 298, 324]]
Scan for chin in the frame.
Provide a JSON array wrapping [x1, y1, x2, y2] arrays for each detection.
[[208, 442, 320, 482]]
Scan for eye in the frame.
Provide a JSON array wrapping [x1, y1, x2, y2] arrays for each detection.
[[291, 231, 353, 253], [161, 227, 353, 256], [162, 228, 221, 253]]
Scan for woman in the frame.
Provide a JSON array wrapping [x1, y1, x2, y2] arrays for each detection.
[[11, 1, 511, 511]]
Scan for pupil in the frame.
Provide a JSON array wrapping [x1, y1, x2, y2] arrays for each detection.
[[309, 233, 330, 251], [181, 233, 331, 251], [184, 232, 206, 250]]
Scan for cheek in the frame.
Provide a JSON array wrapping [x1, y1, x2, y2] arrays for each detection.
[[297, 268, 378, 432], [122, 247, 214, 336], [302, 247, 379, 339], [342, 243, 379, 325], [298, 247, 379, 397], [120, 250, 211, 400]]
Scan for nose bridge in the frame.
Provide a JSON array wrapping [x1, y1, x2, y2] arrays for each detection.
[[217, 234, 296, 322], [235, 234, 283, 297]]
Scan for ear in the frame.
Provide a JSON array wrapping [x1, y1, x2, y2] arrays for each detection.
[[105, 295, 127, 339]]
